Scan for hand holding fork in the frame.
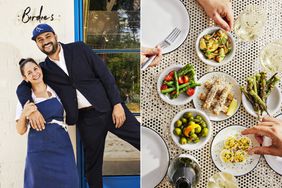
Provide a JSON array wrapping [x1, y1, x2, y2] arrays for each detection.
[[141, 27, 181, 70], [141, 46, 162, 68]]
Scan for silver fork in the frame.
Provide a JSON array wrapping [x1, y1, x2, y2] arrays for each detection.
[[141, 28, 181, 70]]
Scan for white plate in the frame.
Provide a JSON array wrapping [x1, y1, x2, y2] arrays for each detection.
[[141, 0, 190, 54], [141, 126, 170, 187], [242, 86, 281, 117], [262, 114, 282, 175], [211, 125, 260, 176], [193, 72, 241, 121], [170, 108, 213, 150], [157, 64, 198, 105], [195, 27, 236, 67]]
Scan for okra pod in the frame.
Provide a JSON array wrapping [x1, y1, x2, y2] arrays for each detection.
[[259, 72, 267, 103], [249, 90, 268, 111], [266, 73, 280, 96]]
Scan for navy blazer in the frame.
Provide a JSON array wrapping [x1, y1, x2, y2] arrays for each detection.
[[17, 42, 122, 125]]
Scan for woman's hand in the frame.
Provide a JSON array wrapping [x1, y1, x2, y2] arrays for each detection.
[[22, 101, 46, 131]]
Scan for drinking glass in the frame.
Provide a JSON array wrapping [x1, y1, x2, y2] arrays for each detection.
[[234, 4, 267, 42], [260, 40, 282, 73], [207, 172, 238, 188]]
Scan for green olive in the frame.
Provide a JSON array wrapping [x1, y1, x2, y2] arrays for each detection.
[[180, 137, 188, 145], [193, 138, 200, 143], [194, 118, 201, 123], [180, 117, 188, 124], [174, 128, 182, 136], [183, 112, 193, 119], [174, 120, 182, 128], [188, 116, 194, 122], [190, 134, 198, 141], [201, 128, 209, 137], [195, 115, 202, 120], [200, 121, 207, 128]]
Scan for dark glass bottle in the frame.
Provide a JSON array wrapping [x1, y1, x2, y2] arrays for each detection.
[[168, 154, 201, 188]]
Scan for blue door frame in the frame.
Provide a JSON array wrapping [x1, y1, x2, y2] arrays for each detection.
[[74, 1, 140, 187]]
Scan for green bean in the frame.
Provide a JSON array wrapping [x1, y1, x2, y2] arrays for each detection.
[[161, 87, 175, 94], [174, 71, 180, 96]]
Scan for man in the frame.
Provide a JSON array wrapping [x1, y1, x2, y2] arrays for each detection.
[[17, 24, 140, 188]]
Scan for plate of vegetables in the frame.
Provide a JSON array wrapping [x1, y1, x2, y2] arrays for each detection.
[[196, 27, 235, 67], [157, 64, 201, 105], [170, 108, 212, 150], [241, 72, 281, 118]]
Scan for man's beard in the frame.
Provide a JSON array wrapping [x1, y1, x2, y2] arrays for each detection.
[[41, 42, 58, 56]]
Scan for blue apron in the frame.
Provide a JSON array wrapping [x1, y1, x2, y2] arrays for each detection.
[[24, 97, 79, 188]]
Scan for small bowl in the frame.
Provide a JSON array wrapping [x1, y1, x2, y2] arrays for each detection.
[[195, 26, 236, 67], [157, 64, 198, 105], [170, 108, 212, 150], [242, 85, 281, 117]]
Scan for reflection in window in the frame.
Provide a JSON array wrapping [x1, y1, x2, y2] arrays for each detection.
[[84, 0, 140, 49], [98, 53, 140, 113]]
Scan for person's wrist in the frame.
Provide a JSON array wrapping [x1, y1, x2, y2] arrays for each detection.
[[21, 112, 29, 120], [114, 103, 122, 109], [197, 0, 210, 6]]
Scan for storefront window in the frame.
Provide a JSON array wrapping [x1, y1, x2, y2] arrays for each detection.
[[84, 0, 140, 113], [97, 53, 140, 113], [84, 0, 140, 49], [83, 0, 140, 176]]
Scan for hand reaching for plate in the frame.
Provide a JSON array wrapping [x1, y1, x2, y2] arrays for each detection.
[[141, 46, 162, 68], [197, 0, 234, 32], [241, 116, 282, 157]]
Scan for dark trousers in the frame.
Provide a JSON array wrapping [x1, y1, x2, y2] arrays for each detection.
[[77, 103, 140, 188]]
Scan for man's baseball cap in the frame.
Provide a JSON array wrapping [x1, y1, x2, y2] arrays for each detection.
[[31, 24, 55, 41]]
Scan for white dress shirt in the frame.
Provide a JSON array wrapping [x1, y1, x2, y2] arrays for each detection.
[[49, 44, 92, 109]]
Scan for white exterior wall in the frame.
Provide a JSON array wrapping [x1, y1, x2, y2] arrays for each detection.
[[0, 1, 75, 187]]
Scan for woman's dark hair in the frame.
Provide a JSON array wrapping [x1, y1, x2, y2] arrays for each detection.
[[19, 58, 39, 76]]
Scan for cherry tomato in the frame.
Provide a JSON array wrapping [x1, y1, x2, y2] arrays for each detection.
[[183, 75, 189, 83], [161, 84, 168, 90], [164, 74, 173, 81], [178, 76, 184, 84], [186, 88, 195, 96], [168, 71, 174, 77]]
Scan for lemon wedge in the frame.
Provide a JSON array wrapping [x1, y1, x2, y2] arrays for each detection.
[[227, 99, 238, 116]]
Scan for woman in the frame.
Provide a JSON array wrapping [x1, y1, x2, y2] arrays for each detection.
[[15, 58, 79, 188]]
